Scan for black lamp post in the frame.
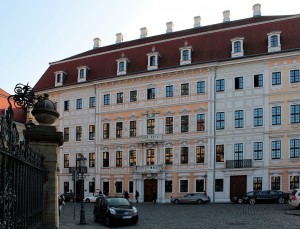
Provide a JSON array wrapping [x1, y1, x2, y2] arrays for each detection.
[[78, 154, 87, 225], [92, 177, 95, 196], [204, 174, 207, 195]]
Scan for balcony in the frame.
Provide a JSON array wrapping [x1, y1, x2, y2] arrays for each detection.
[[138, 134, 163, 144], [135, 165, 165, 173], [226, 159, 252, 169]]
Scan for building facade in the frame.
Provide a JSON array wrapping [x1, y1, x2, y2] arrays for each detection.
[[34, 4, 300, 202]]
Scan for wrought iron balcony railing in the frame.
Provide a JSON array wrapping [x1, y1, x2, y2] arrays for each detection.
[[135, 164, 165, 173], [226, 159, 252, 169]]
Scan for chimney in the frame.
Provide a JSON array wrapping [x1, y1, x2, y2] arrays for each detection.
[[166, 21, 174, 33], [194, 16, 201, 28], [116, 33, 124, 44], [253, 3, 261, 17], [223, 10, 230, 22], [93, 37, 101, 49], [140, 27, 148, 38]]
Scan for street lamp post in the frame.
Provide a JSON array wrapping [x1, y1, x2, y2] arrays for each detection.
[[78, 154, 87, 225], [204, 174, 207, 195], [92, 177, 95, 196]]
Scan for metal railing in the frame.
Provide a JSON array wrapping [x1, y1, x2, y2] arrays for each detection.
[[226, 159, 252, 169]]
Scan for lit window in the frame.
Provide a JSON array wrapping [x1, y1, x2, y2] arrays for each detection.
[[89, 125, 95, 140], [165, 148, 173, 164], [116, 151, 122, 167], [147, 149, 155, 165], [181, 147, 188, 164], [129, 150, 136, 166], [129, 121, 136, 137], [76, 126, 82, 141], [165, 117, 173, 134], [116, 122, 123, 138], [64, 154, 69, 168], [103, 123, 109, 139], [216, 145, 224, 162], [253, 177, 262, 191], [271, 176, 281, 190], [196, 146, 205, 163], [89, 153, 95, 167], [103, 152, 109, 167]]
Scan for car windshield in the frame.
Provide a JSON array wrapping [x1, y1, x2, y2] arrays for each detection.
[[107, 198, 130, 207]]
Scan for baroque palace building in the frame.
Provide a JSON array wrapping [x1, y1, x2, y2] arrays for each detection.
[[34, 4, 300, 202]]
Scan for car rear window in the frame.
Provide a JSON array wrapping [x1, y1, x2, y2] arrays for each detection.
[[291, 190, 298, 196]]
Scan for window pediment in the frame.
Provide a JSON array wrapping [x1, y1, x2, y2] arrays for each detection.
[[55, 71, 66, 87], [179, 41, 193, 65], [116, 53, 130, 75], [147, 47, 160, 70]]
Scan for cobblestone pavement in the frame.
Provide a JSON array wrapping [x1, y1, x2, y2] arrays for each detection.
[[59, 202, 300, 229]]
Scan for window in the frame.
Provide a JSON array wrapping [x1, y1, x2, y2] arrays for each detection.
[[290, 176, 300, 190], [271, 176, 280, 190], [129, 181, 133, 193], [166, 85, 173, 97], [253, 142, 263, 160], [290, 69, 300, 83], [76, 153, 81, 168], [130, 90, 137, 102], [79, 69, 85, 78], [103, 123, 109, 139], [181, 147, 188, 164], [271, 140, 281, 159], [181, 83, 189, 95], [165, 148, 173, 165], [165, 180, 172, 193], [254, 108, 263, 127], [103, 152, 109, 167], [272, 72, 281, 85], [89, 97, 95, 108], [115, 181, 122, 193], [235, 110, 244, 128], [182, 50, 190, 61], [216, 145, 224, 162], [197, 81, 205, 94], [147, 119, 155, 134], [253, 177, 262, 191], [64, 100, 70, 111], [117, 55, 130, 75], [104, 94, 110, 105], [129, 121, 136, 137], [180, 180, 188, 192], [196, 146, 205, 163], [89, 182, 95, 193], [54, 102, 58, 109], [196, 180, 204, 192], [268, 32, 281, 52], [89, 153, 95, 167], [272, 106, 281, 125], [76, 126, 82, 141], [181, 115, 189, 133], [56, 73, 62, 83], [129, 150, 136, 166], [116, 122, 123, 138], [234, 143, 243, 162], [291, 105, 300, 124], [254, 74, 263, 87], [147, 88, 155, 100], [235, 77, 243, 90], [64, 127, 69, 142], [147, 149, 155, 165], [116, 151, 122, 167], [55, 71, 65, 86], [147, 48, 160, 70], [234, 41, 241, 53], [216, 112, 225, 130], [89, 125, 95, 140], [270, 35, 278, 47], [64, 182, 69, 193], [77, 67, 88, 82], [64, 154, 69, 168], [180, 42, 192, 65], [118, 62, 125, 72], [76, 99, 82, 109], [149, 56, 156, 66], [215, 179, 223, 192], [165, 117, 173, 134], [290, 139, 300, 158], [103, 182, 109, 195], [231, 38, 244, 57], [216, 79, 225, 92], [197, 114, 205, 131], [117, 92, 123, 104]]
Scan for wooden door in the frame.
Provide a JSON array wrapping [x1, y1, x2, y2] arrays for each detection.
[[230, 175, 247, 198], [144, 179, 157, 202]]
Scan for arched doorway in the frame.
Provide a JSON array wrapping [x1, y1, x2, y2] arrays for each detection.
[[144, 178, 157, 202]]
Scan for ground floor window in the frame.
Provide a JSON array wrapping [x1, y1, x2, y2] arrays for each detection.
[[115, 181, 122, 193], [64, 182, 69, 192], [290, 176, 299, 190], [215, 179, 223, 192], [129, 181, 133, 193], [271, 176, 281, 190], [253, 177, 262, 190], [180, 180, 188, 192], [103, 182, 109, 195], [165, 180, 172, 193], [89, 181, 95, 193], [196, 179, 204, 192]]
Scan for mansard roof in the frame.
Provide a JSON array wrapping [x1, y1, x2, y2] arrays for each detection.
[[34, 14, 300, 91]]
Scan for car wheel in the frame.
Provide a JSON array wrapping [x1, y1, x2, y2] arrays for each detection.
[[197, 199, 203, 204], [249, 198, 255, 205], [86, 199, 90, 203], [174, 199, 180, 205], [70, 198, 74, 203], [105, 216, 111, 227], [278, 197, 285, 204], [237, 198, 243, 204]]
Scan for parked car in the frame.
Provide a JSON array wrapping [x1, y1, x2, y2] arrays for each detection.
[[83, 194, 105, 203], [63, 192, 81, 202], [242, 190, 289, 204], [289, 189, 300, 208], [171, 193, 210, 204], [231, 191, 261, 204], [93, 196, 138, 226]]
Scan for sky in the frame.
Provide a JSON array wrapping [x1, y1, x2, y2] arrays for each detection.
[[1, 0, 300, 95]]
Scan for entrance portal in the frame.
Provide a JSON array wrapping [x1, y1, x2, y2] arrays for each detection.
[[230, 175, 247, 199], [144, 178, 157, 202]]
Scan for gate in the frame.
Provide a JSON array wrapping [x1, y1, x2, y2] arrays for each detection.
[[0, 84, 47, 228]]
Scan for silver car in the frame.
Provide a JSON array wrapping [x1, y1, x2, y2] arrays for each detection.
[[171, 193, 210, 204]]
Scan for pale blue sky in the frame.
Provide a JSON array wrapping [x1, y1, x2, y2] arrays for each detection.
[[1, 0, 299, 94]]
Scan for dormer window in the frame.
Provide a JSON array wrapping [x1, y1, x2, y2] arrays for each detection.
[[116, 53, 130, 75], [179, 41, 192, 65], [267, 31, 281, 52], [147, 47, 160, 70], [55, 71, 66, 87], [77, 66, 89, 82], [231, 37, 244, 58]]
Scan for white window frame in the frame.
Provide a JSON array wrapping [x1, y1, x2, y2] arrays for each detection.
[[231, 37, 244, 58], [54, 71, 66, 87], [147, 47, 160, 70], [267, 31, 281, 53], [77, 66, 89, 82], [179, 178, 189, 193], [116, 54, 130, 76], [270, 175, 282, 191], [179, 41, 192, 65]]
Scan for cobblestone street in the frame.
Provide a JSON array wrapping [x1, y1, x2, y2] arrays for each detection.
[[59, 202, 300, 229]]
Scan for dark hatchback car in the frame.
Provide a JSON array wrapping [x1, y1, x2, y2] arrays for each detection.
[[233, 190, 289, 204], [231, 191, 261, 204], [63, 192, 81, 202], [94, 196, 138, 227]]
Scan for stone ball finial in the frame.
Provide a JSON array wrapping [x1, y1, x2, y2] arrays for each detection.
[[31, 93, 59, 125]]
